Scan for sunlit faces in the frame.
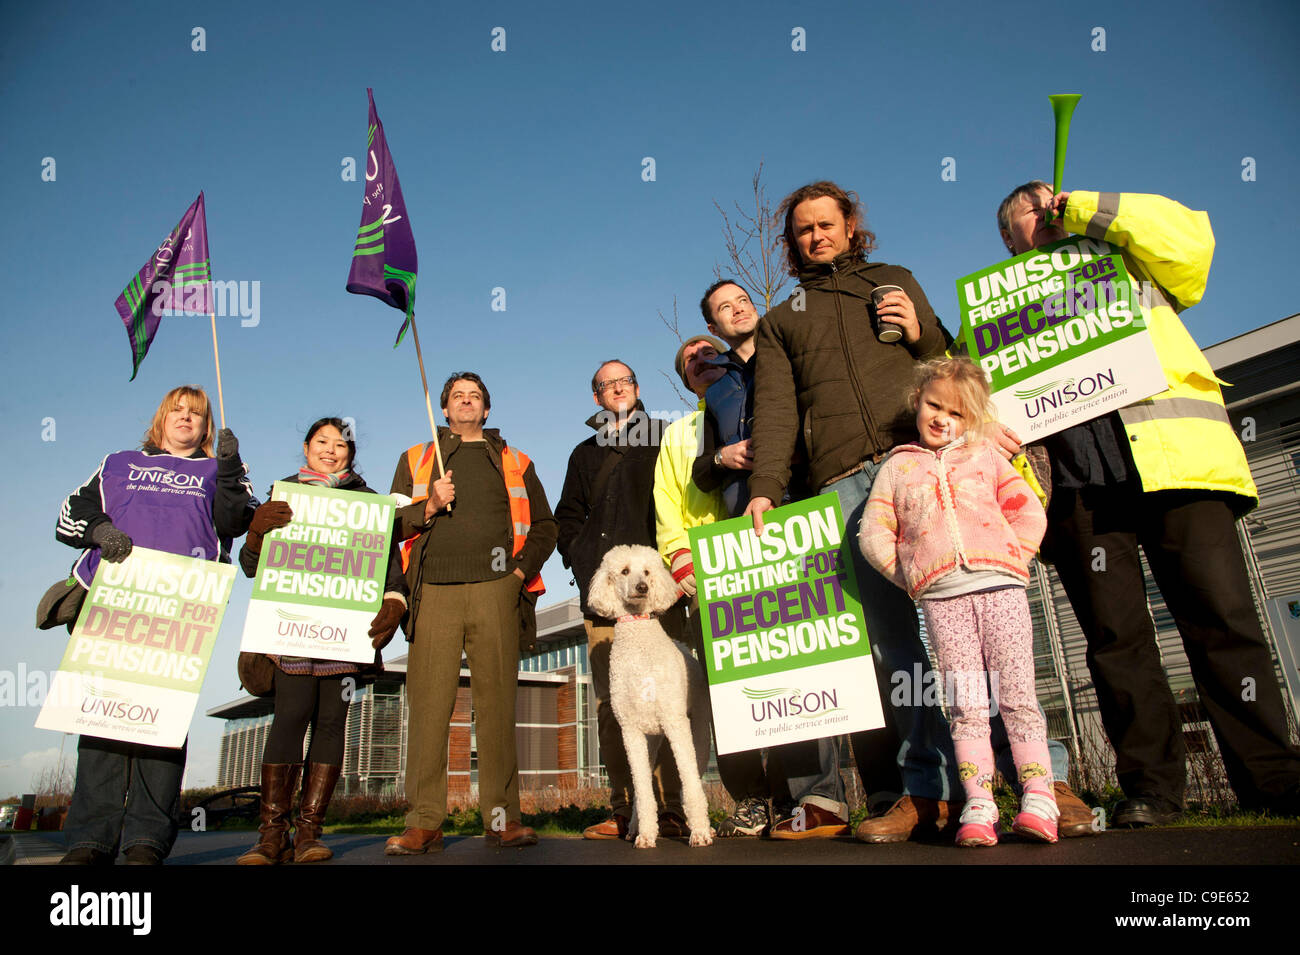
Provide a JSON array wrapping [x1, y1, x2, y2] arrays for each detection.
[[303, 424, 351, 475], [706, 283, 758, 343], [1003, 187, 1067, 255], [443, 379, 489, 431], [915, 379, 967, 451], [162, 400, 203, 455], [792, 196, 854, 266], [682, 340, 725, 397], [592, 361, 640, 418]]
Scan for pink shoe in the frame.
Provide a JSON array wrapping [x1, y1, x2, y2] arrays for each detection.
[[1012, 791, 1060, 844], [954, 798, 999, 847]]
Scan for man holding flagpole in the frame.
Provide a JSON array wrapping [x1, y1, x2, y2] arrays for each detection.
[[385, 373, 557, 853]]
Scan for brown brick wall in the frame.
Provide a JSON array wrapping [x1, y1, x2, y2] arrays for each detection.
[[448, 686, 473, 792], [557, 666, 577, 788]]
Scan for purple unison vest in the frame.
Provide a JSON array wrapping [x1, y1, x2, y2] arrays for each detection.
[[73, 449, 221, 588]]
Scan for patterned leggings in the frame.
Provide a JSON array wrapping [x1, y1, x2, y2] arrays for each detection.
[[921, 587, 1052, 799]]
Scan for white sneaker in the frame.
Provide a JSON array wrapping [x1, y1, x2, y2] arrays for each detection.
[[1013, 790, 1060, 844], [955, 797, 999, 847]]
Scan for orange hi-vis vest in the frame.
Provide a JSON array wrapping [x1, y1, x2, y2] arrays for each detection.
[[399, 441, 545, 595]]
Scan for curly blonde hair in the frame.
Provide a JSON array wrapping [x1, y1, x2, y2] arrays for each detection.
[[906, 358, 997, 443]]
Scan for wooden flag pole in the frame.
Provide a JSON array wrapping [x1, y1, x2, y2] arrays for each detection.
[[209, 311, 227, 429], [405, 311, 446, 479]]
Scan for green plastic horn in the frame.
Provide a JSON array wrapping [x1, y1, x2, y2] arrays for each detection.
[[1047, 94, 1081, 222]]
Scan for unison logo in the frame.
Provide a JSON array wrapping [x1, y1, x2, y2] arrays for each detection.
[[274, 609, 348, 642], [80, 689, 160, 725], [126, 464, 206, 489], [1014, 368, 1119, 420], [743, 685, 844, 722], [276, 620, 347, 642]]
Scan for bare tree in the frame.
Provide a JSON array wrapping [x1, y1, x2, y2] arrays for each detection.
[[31, 758, 74, 809], [657, 296, 693, 408], [659, 163, 791, 409], [713, 161, 791, 313]]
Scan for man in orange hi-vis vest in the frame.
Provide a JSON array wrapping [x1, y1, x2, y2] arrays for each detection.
[[384, 372, 557, 855]]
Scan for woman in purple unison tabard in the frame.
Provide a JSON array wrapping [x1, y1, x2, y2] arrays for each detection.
[[55, 385, 255, 865], [235, 417, 407, 865]]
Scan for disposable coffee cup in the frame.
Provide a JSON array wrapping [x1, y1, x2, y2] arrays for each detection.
[[870, 285, 904, 343]]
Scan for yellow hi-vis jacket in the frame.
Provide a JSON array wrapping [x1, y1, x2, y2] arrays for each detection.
[[1057, 190, 1258, 514], [653, 403, 726, 567]]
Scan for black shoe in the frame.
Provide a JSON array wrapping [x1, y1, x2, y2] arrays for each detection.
[[59, 846, 114, 866], [123, 845, 165, 865], [1114, 797, 1181, 828]]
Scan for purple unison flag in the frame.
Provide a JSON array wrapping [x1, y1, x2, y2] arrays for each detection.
[[346, 88, 419, 346], [113, 192, 211, 380]]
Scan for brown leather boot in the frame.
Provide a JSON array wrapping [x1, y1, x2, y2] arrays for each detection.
[[293, 763, 341, 863], [237, 763, 301, 865]]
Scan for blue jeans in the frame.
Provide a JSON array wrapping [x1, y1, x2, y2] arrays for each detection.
[[769, 735, 846, 818], [64, 735, 186, 858], [827, 464, 964, 801]]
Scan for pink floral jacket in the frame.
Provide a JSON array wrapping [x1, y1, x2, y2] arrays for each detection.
[[858, 438, 1047, 599]]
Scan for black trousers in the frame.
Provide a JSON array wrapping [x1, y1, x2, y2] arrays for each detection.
[[263, 671, 348, 765], [1044, 486, 1300, 808]]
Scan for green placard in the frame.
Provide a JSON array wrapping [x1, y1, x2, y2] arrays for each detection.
[[251, 481, 395, 612], [59, 547, 234, 693], [957, 236, 1144, 390], [955, 236, 1170, 441], [37, 546, 236, 748], [689, 494, 869, 684]]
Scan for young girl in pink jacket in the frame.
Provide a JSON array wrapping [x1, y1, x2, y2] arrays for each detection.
[[858, 358, 1054, 846]]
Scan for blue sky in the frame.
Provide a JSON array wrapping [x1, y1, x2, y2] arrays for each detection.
[[2, 0, 1297, 795]]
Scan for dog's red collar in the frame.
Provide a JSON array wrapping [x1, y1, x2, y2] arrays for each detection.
[[616, 613, 655, 623]]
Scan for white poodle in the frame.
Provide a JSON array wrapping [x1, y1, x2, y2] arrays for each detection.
[[587, 545, 714, 848]]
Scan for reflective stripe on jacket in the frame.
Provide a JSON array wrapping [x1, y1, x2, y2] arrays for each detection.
[[1062, 191, 1257, 512], [399, 441, 545, 593]]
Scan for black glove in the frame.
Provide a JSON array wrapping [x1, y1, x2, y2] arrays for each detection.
[[368, 598, 406, 650], [217, 428, 239, 460], [91, 522, 133, 563]]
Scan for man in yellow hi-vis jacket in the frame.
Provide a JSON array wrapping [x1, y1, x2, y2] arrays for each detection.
[[993, 181, 1300, 824]]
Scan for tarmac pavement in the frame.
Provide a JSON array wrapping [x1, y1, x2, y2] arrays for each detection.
[[9, 824, 1299, 865]]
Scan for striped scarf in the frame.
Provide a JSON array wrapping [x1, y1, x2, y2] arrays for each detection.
[[297, 466, 353, 488]]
